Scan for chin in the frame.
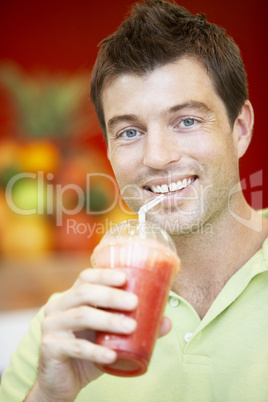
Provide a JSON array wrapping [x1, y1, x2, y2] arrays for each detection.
[[147, 210, 211, 236]]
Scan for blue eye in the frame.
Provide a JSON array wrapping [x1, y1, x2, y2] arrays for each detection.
[[117, 127, 143, 139], [174, 117, 198, 130], [183, 118, 195, 127], [125, 129, 137, 138]]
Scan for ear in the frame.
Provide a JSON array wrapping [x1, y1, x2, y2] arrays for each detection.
[[233, 100, 254, 159]]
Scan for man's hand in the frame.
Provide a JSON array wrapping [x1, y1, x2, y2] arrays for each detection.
[[25, 268, 171, 402], [25, 268, 137, 401]]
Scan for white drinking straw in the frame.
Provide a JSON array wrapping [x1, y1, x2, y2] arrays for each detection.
[[138, 194, 165, 224]]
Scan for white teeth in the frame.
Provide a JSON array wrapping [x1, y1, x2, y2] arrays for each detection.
[[177, 181, 183, 190], [161, 184, 169, 193], [169, 182, 177, 192], [150, 178, 194, 194]]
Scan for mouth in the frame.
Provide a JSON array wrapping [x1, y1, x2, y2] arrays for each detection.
[[143, 175, 197, 195]]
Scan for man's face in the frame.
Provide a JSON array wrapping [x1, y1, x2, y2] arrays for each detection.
[[102, 57, 241, 235]]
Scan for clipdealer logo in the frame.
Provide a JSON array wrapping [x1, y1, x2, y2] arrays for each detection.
[[228, 170, 264, 232], [4, 169, 265, 233]]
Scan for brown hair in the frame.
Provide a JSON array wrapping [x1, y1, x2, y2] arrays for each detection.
[[90, 0, 248, 142]]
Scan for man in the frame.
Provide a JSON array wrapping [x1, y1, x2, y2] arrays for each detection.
[[1, 0, 268, 401]]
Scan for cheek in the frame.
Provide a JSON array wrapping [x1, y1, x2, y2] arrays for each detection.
[[109, 153, 137, 185], [192, 137, 238, 184], [196, 134, 234, 162], [205, 141, 239, 186]]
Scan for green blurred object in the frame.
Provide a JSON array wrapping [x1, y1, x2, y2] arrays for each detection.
[[0, 166, 21, 189], [9, 177, 48, 213], [87, 187, 110, 212], [0, 62, 92, 138]]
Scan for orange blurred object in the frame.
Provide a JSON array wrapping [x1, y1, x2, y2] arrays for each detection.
[[18, 140, 60, 175], [0, 140, 21, 172], [0, 214, 53, 259], [0, 189, 11, 239], [104, 202, 136, 226]]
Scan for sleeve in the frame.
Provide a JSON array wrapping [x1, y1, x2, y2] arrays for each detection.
[[0, 305, 44, 402]]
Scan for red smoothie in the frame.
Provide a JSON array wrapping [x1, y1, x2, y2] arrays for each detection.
[[91, 232, 180, 377]]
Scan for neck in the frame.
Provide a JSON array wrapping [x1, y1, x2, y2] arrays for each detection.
[[170, 194, 268, 318]]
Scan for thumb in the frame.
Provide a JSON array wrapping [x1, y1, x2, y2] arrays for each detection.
[[158, 316, 172, 338]]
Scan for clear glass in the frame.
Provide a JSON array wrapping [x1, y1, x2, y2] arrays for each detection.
[[91, 220, 180, 377]]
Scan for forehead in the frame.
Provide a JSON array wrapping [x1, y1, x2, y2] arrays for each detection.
[[101, 57, 224, 124]]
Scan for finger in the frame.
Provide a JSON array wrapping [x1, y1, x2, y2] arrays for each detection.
[[42, 334, 117, 365], [42, 305, 137, 334], [45, 283, 138, 315], [73, 268, 127, 289], [158, 316, 172, 338]]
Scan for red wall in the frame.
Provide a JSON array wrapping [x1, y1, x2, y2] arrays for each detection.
[[0, 0, 267, 208]]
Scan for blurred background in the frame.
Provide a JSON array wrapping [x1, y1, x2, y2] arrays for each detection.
[[0, 0, 267, 373]]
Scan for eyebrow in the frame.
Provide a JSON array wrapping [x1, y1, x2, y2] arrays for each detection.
[[107, 101, 212, 132], [107, 114, 139, 132], [168, 101, 212, 115]]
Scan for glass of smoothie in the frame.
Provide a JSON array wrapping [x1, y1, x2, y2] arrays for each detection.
[[91, 219, 180, 377]]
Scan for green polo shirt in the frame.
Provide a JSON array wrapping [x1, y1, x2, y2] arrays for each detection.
[[1, 214, 268, 401]]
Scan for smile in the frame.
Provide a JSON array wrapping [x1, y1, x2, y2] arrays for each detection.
[[144, 176, 196, 194]]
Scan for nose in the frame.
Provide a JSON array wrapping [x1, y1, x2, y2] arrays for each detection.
[[143, 129, 182, 169]]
